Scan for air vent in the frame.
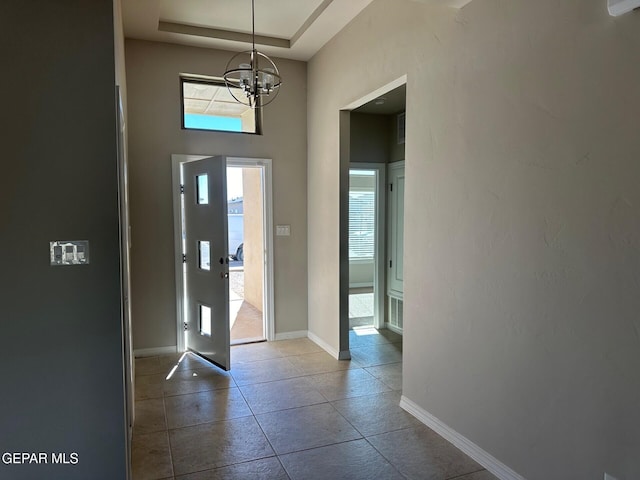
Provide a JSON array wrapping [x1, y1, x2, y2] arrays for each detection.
[[388, 297, 403, 333]]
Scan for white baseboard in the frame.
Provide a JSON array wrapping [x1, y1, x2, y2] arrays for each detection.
[[308, 331, 341, 359], [274, 330, 308, 340], [399, 396, 526, 480], [134, 346, 178, 358]]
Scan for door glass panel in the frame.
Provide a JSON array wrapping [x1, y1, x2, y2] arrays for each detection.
[[197, 174, 209, 204], [200, 305, 212, 336], [198, 240, 211, 271]]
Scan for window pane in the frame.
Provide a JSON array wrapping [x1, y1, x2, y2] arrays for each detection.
[[197, 174, 208, 204], [200, 305, 212, 336], [198, 241, 210, 271], [182, 78, 257, 133]]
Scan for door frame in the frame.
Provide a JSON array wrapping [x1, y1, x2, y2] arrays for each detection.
[[348, 163, 386, 330], [171, 154, 275, 353]]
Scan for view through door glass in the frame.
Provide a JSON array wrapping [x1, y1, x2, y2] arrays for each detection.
[[227, 166, 266, 344]]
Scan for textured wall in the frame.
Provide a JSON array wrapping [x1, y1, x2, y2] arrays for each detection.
[[126, 40, 308, 350], [307, 0, 640, 478]]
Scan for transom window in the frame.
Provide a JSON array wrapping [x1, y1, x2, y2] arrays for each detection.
[[180, 75, 259, 134]]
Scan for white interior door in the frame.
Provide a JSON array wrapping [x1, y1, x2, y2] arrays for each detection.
[[387, 161, 405, 300], [182, 156, 230, 370]]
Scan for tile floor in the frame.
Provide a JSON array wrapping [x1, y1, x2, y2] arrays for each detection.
[[132, 332, 497, 480]]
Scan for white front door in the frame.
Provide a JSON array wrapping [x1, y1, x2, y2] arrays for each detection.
[[181, 156, 230, 370]]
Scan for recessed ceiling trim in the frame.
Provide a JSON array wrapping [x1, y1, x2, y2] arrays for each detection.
[[290, 0, 334, 46], [158, 20, 291, 49]]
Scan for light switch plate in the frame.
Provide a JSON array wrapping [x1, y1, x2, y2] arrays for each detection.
[[605, 473, 619, 480], [276, 225, 291, 236], [50, 240, 90, 266]]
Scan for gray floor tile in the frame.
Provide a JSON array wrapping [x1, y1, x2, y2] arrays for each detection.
[[239, 377, 327, 414], [350, 342, 402, 367], [349, 328, 402, 348], [164, 388, 252, 429], [230, 342, 282, 364], [332, 391, 420, 436], [230, 357, 303, 386], [169, 416, 274, 476], [349, 329, 393, 348], [364, 362, 403, 391], [173, 352, 220, 372], [308, 368, 391, 401], [272, 338, 323, 356], [131, 338, 498, 480], [133, 398, 167, 435], [163, 366, 235, 397], [135, 356, 168, 377], [135, 373, 165, 401], [280, 439, 404, 480], [368, 426, 483, 480], [255, 403, 361, 454], [175, 457, 289, 480], [287, 351, 359, 375], [131, 430, 173, 480]]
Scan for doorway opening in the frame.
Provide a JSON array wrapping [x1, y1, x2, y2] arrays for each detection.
[[227, 165, 267, 344], [338, 77, 407, 361], [171, 155, 275, 363]]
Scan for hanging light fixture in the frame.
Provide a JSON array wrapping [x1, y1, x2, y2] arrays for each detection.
[[223, 0, 282, 108]]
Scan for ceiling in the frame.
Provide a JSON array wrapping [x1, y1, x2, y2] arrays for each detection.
[[122, 0, 375, 61], [354, 84, 406, 115], [122, 0, 474, 62]]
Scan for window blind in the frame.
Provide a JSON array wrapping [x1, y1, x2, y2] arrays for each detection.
[[348, 190, 375, 260]]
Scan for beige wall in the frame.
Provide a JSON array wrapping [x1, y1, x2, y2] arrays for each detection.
[[308, 0, 640, 478], [243, 168, 264, 311], [126, 39, 308, 350]]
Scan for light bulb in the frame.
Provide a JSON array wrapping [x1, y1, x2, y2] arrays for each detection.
[[239, 63, 251, 89], [262, 67, 274, 93]]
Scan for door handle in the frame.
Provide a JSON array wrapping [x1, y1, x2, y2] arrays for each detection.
[[220, 272, 229, 279]]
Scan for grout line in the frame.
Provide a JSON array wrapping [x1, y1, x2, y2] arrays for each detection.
[[162, 395, 176, 479], [361, 431, 411, 480], [276, 437, 365, 458]]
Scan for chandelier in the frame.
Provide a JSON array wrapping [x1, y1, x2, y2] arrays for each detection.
[[223, 0, 282, 108]]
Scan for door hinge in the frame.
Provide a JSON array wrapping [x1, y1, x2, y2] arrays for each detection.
[[390, 259, 393, 268], [183, 322, 188, 331], [390, 183, 393, 192], [182, 254, 187, 263], [180, 184, 185, 194]]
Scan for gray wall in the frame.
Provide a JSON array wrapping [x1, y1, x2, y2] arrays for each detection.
[[125, 40, 308, 350], [0, 1, 127, 479], [350, 112, 390, 164], [308, 0, 640, 478]]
